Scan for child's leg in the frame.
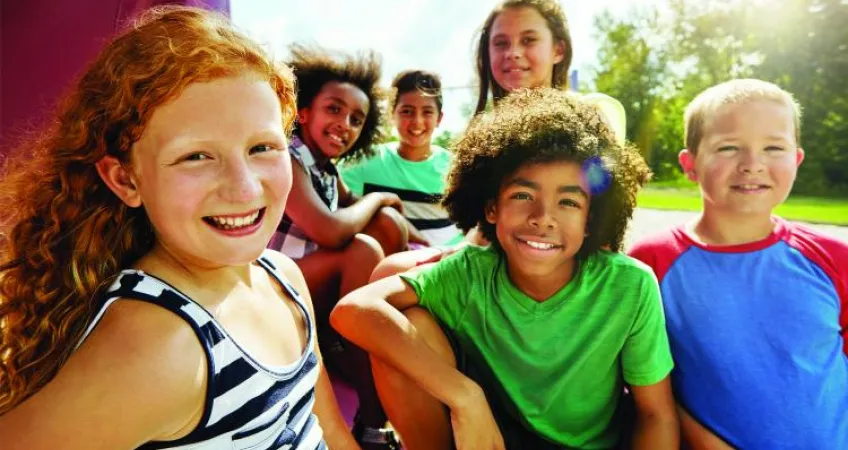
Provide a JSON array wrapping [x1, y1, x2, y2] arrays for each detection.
[[361, 206, 408, 256], [370, 306, 457, 450], [295, 235, 388, 430]]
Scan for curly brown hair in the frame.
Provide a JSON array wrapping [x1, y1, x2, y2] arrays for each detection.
[[444, 88, 650, 257], [474, 0, 573, 114], [288, 43, 384, 164], [0, 6, 296, 414]]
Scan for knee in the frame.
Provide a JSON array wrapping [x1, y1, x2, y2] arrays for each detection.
[[345, 233, 385, 268], [370, 207, 408, 255]]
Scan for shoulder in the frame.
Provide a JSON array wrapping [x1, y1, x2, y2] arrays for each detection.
[[260, 250, 311, 302], [782, 219, 848, 277], [85, 297, 207, 379], [581, 92, 627, 145], [341, 144, 391, 172], [414, 245, 498, 282], [261, 250, 307, 287], [429, 145, 453, 166], [51, 297, 206, 441], [627, 226, 692, 281], [783, 220, 848, 255], [430, 145, 451, 158], [454, 244, 499, 268], [587, 251, 658, 285], [628, 227, 685, 257]]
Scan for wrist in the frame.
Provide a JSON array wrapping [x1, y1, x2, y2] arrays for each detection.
[[444, 376, 485, 412]]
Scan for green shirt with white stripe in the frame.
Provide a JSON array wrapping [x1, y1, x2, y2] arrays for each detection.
[[339, 143, 464, 247]]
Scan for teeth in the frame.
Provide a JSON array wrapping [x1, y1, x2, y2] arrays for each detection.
[[208, 211, 260, 229], [328, 133, 344, 144], [525, 240, 555, 250], [735, 184, 765, 190]]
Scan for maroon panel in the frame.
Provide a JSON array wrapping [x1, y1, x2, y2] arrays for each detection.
[[0, 0, 230, 156]]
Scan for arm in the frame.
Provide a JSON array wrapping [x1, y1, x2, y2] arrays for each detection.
[[330, 275, 504, 449], [285, 160, 400, 249], [271, 252, 360, 449], [0, 300, 206, 449], [330, 276, 482, 413], [630, 376, 680, 450], [678, 405, 735, 450]]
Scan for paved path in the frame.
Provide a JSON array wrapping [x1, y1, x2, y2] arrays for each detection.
[[625, 209, 848, 249]]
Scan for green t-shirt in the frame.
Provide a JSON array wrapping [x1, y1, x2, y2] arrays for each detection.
[[400, 245, 673, 448], [339, 143, 464, 247]]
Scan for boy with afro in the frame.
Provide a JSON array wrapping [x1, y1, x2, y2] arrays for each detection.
[[331, 88, 679, 450]]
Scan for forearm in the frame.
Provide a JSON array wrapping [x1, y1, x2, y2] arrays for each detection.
[[312, 366, 360, 450], [632, 411, 679, 450], [332, 193, 385, 237], [330, 296, 481, 410], [679, 405, 734, 450]]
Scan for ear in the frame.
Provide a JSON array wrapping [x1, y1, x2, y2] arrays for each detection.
[[436, 111, 444, 127], [678, 149, 698, 182], [552, 39, 566, 65], [95, 156, 142, 208], [297, 107, 310, 125], [795, 147, 805, 167], [484, 200, 497, 225]]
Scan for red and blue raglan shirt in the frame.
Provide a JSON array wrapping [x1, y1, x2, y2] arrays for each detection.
[[629, 217, 848, 449]]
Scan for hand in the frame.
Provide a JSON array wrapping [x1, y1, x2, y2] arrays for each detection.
[[449, 388, 506, 450], [378, 193, 403, 212], [405, 220, 431, 247]]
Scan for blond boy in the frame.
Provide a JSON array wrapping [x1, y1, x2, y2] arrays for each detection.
[[630, 79, 848, 449]]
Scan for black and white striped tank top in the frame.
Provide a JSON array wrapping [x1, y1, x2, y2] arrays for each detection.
[[77, 252, 327, 449]]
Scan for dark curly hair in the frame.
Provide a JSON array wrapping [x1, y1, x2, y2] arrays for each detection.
[[444, 88, 651, 257], [288, 43, 384, 164], [474, 0, 573, 114]]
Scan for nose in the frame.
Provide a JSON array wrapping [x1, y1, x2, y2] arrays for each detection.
[[412, 112, 424, 126], [528, 200, 556, 229], [220, 156, 262, 203], [333, 116, 353, 134], [737, 148, 766, 174]]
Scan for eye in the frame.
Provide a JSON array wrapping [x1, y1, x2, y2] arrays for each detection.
[[521, 37, 537, 45], [183, 152, 211, 162], [509, 192, 531, 201], [717, 145, 738, 152], [559, 198, 580, 208], [327, 104, 341, 114], [250, 144, 281, 154], [351, 116, 364, 127], [492, 39, 508, 49], [765, 146, 785, 152]]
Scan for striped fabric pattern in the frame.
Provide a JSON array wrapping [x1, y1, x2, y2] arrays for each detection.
[[77, 252, 326, 450]]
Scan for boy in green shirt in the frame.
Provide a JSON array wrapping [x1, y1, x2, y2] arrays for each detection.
[[331, 88, 678, 449]]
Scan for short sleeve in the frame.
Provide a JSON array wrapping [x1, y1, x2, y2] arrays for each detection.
[[621, 269, 674, 386], [398, 248, 473, 329]]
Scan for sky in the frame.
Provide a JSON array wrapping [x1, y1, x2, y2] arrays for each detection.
[[231, 0, 656, 132]]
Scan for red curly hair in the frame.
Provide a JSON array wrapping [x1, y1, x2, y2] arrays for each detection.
[[0, 6, 296, 414]]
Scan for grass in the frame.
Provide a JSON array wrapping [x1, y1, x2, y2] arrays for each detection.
[[638, 183, 848, 226]]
